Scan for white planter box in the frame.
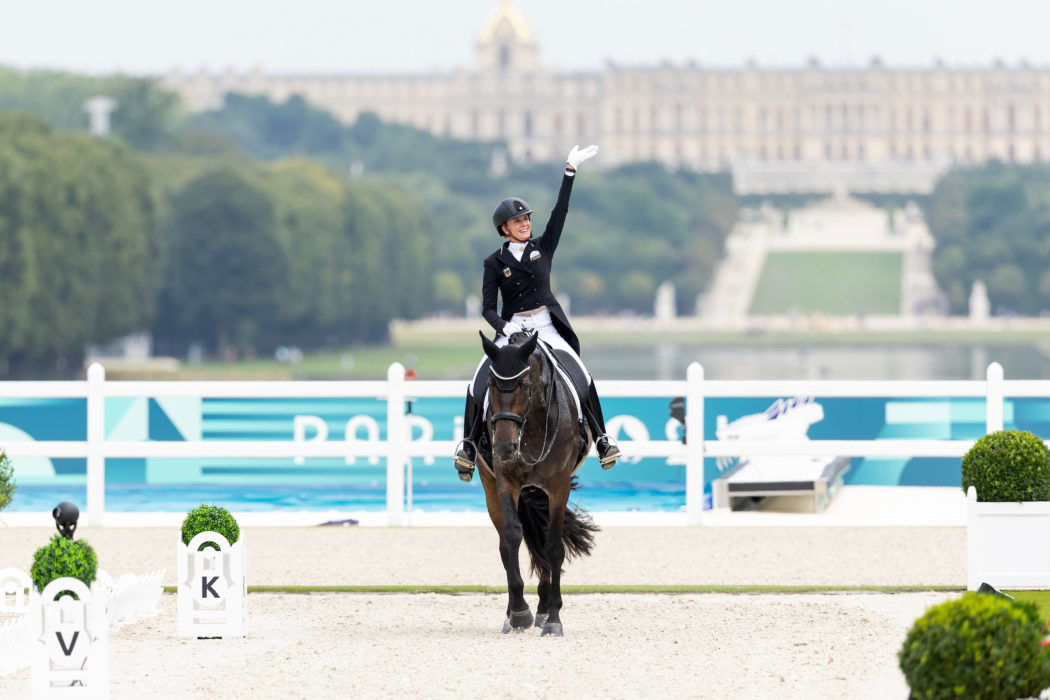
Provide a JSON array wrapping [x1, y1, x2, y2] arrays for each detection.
[[29, 577, 109, 698], [176, 532, 246, 638], [0, 567, 31, 613], [966, 485, 1050, 590]]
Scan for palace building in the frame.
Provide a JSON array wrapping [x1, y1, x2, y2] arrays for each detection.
[[162, 0, 1050, 194]]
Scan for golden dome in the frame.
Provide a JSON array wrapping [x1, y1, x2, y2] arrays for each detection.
[[477, 0, 535, 43]]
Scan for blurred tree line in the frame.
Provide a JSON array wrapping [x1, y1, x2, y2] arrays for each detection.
[[927, 161, 1050, 316], [0, 67, 739, 375]]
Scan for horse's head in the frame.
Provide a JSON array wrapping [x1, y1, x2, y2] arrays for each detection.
[[480, 330, 539, 462]]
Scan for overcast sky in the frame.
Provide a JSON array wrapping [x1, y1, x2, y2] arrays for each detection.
[[2, 0, 1049, 76]]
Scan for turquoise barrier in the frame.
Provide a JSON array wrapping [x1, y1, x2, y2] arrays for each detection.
[[3, 392, 1050, 513]]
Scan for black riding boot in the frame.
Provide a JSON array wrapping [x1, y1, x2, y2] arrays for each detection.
[[454, 391, 482, 482], [585, 381, 621, 469]]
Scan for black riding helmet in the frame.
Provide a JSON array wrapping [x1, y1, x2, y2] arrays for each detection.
[[492, 197, 533, 235]]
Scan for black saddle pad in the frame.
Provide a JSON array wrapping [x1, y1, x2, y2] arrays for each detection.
[[549, 349, 590, 406], [471, 357, 492, 403]]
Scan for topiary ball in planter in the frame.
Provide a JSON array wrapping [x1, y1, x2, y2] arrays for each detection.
[[30, 533, 98, 594], [181, 504, 240, 550], [961, 429, 1050, 502], [899, 592, 1050, 699]]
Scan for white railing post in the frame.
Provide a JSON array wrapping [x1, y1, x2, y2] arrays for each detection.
[[86, 363, 106, 526], [685, 362, 704, 526], [386, 363, 406, 526], [986, 362, 1004, 434]]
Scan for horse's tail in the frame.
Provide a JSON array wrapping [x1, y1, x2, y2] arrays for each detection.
[[518, 481, 600, 579]]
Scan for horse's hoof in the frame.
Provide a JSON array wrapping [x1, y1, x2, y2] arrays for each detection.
[[534, 612, 548, 628], [540, 622, 563, 637], [502, 608, 533, 633]]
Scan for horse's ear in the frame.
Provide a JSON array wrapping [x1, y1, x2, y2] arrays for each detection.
[[480, 330, 500, 360], [520, 331, 538, 358]]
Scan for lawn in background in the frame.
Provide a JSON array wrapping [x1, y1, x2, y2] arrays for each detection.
[[749, 251, 902, 315]]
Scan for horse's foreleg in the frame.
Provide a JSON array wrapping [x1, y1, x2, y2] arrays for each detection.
[[495, 480, 532, 633], [541, 494, 568, 637]]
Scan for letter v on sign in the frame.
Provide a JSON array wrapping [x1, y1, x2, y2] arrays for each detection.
[[47, 622, 88, 665], [56, 630, 79, 656]]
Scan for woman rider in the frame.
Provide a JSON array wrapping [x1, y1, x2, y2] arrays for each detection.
[[454, 144, 622, 481]]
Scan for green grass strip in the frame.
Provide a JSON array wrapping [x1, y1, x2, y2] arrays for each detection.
[[162, 584, 964, 595], [1008, 590, 1050, 622]]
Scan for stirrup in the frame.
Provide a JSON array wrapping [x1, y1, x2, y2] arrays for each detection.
[[454, 440, 477, 482], [596, 436, 621, 470]]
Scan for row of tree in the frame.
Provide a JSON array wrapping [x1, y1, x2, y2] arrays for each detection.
[[0, 113, 159, 375], [926, 162, 1050, 316], [0, 111, 432, 375]]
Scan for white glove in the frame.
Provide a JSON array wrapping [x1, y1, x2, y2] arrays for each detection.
[[566, 144, 599, 170], [502, 320, 524, 336]]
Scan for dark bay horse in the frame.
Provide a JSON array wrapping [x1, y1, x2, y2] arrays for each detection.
[[476, 330, 599, 637]]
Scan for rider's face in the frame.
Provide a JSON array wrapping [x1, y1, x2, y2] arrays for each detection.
[[502, 214, 531, 243]]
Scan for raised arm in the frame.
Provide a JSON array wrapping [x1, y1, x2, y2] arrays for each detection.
[[538, 144, 599, 257]]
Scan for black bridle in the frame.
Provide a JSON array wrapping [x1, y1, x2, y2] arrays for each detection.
[[486, 350, 561, 465]]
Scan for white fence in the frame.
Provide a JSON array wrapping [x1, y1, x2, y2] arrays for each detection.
[[1, 361, 1046, 527]]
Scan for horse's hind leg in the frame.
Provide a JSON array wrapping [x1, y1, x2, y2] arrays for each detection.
[[541, 491, 569, 637], [535, 574, 550, 628]]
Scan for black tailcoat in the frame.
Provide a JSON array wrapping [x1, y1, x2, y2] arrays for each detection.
[[481, 171, 581, 356]]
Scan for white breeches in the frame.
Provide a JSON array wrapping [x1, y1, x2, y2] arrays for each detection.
[[496, 308, 580, 362]]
